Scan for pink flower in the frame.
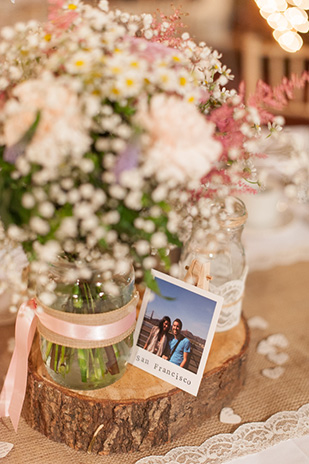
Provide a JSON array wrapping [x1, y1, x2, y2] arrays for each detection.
[[129, 37, 175, 62], [248, 71, 309, 124], [136, 94, 222, 184], [3, 79, 91, 169], [47, 0, 79, 34]]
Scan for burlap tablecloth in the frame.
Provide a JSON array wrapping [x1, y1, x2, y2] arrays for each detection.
[[0, 261, 308, 464]]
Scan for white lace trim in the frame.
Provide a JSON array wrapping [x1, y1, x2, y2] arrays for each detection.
[[211, 266, 248, 333], [135, 403, 309, 464]]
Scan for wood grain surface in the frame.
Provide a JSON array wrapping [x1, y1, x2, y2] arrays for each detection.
[[22, 317, 249, 454]]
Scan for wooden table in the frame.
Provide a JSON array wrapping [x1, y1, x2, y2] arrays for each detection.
[[0, 260, 308, 464]]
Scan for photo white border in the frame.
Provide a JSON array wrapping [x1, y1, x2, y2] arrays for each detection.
[[129, 269, 224, 396]]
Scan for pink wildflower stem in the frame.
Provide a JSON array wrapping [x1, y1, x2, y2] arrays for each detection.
[[248, 71, 309, 123], [47, 0, 78, 34]]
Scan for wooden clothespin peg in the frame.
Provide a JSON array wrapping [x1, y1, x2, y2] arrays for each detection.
[[184, 259, 212, 291]]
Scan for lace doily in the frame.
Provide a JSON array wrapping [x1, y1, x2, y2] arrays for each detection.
[[135, 403, 309, 464], [211, 266, 248, 333]]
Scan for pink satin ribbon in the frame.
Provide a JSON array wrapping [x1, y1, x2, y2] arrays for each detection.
[[0, 298, 136, 431], [38, 306, 136, 341]]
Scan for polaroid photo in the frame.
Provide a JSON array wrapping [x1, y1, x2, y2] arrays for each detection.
[[130, 269, 224, 396]]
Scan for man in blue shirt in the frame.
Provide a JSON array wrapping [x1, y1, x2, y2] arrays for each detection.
[[164, 319, 191, 369]]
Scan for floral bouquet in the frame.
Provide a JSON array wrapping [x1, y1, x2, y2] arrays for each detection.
[[0, 0, 306, 389]]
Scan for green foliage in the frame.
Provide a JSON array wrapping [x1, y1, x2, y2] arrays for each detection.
[[0, 156, 32, 228], [144, 269, 161, 294]]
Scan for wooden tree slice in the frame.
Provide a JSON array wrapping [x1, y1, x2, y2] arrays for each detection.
[[23, 317, 249, 455]]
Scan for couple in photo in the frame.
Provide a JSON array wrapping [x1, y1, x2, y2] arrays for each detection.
[[144, 316, 191, 369]]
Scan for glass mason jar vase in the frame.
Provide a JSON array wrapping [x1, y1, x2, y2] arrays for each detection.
[[180, 197, 248, 331], [36, 258, 136, 390]]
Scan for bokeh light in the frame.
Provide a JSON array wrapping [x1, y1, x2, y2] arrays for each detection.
[[256, 0, 309, 51]]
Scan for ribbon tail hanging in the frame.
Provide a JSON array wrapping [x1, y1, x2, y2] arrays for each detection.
[[0, 300, 37, 431]]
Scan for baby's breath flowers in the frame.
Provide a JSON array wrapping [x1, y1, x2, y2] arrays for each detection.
[[0, 224, 29, 315], [0, 0, 297, 293], [0, 0, 223, 291]]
